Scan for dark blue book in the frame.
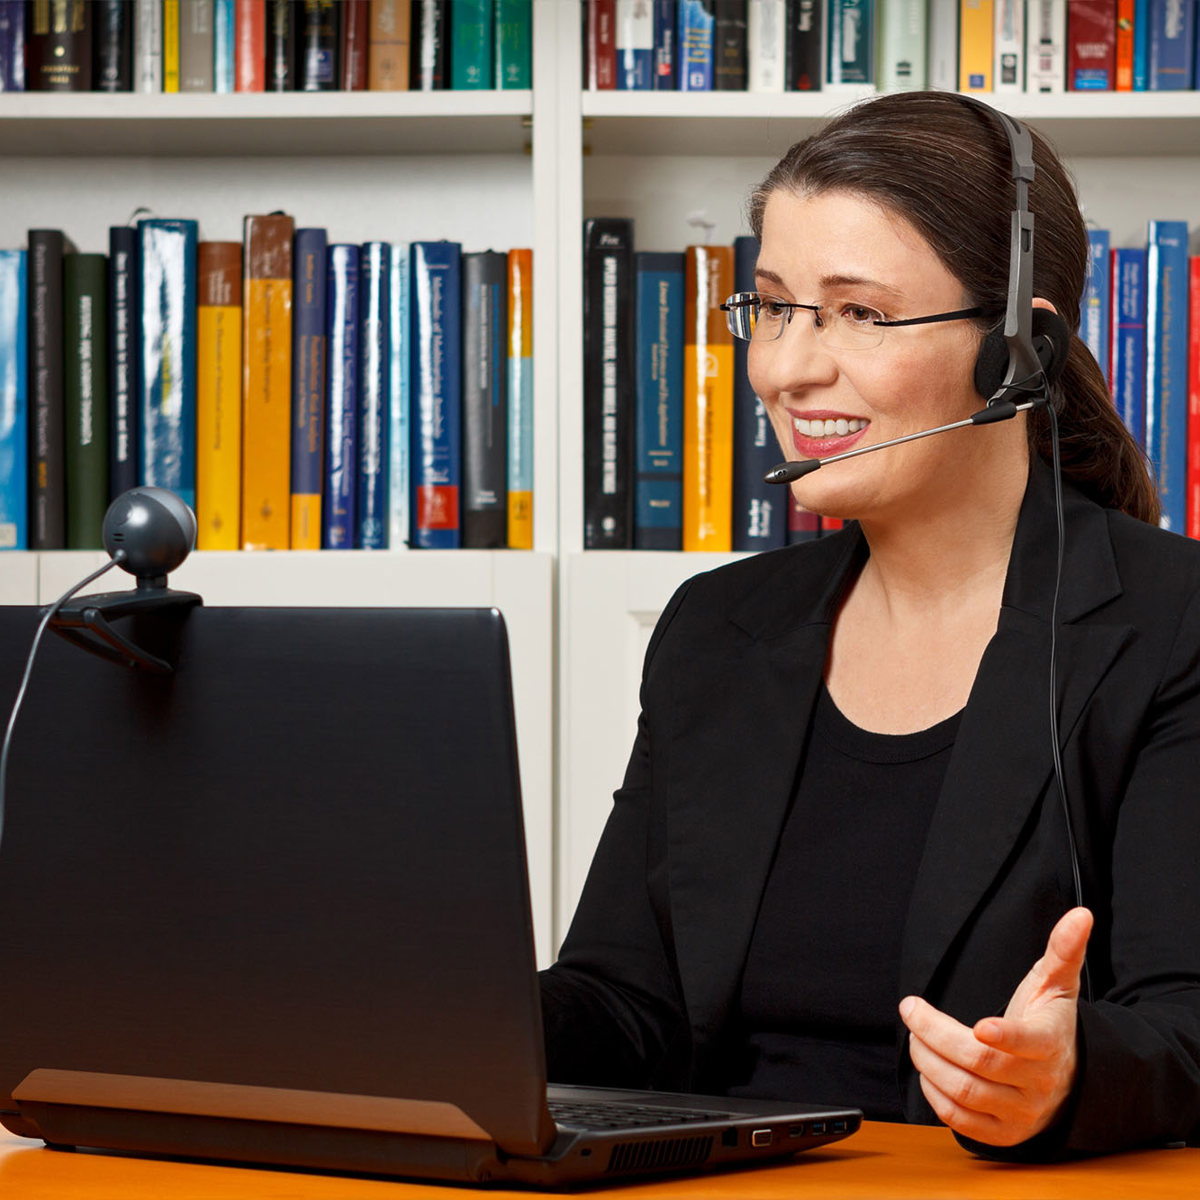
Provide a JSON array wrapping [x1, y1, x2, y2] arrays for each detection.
[[291, 227, 327, 549], [0, 249, 26, 550], [731, 235, 785, 552], [1145, 219, 1189, 534], [677, 0, 714, 89], [323, 243, 359, 549], [357, 241, 390, 550], [0, 0, 26, 91], [410, 241, 462, 549], [1134, 0, 1150, 88], [138, 218, 198, 509], [653, 0, 677, 88], [634, 251, 684, 550], [1082, 229, 1110, 386], [618, 0, 654, 88], [107, 225, 139, 499], [1111, 247, 1146, 448], [1148, 0, 1194, 89]]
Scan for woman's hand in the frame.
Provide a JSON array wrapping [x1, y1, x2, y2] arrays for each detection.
[[898, 907, 1093, 1147]]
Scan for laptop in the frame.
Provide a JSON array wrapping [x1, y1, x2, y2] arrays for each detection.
[[0, 604, 860, 1186]]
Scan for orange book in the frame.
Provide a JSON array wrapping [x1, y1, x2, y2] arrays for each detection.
[[959, 0, 995, 91], [241, 213, 293, 550], [1115, 0, 1134, 91], [368, 0, 410, 89], [507, 248, 534, 549], [197, 242, 243, 550], [235, 0, 265, 91], [682, 245, 735, 552]]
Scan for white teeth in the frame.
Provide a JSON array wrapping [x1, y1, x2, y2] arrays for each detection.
[[793, 417, 867, 439]]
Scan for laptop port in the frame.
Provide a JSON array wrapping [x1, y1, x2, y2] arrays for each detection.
[[751, 1129, 772, 1148], [810, 1121, 826, 1135], [832, 1119, 847, 1133], [788, 1124, 805, 1138]]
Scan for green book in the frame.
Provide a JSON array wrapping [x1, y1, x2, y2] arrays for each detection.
[[450, 0, 494, 88], [494, 0, 531, 88], [63, 253, 110, 549]]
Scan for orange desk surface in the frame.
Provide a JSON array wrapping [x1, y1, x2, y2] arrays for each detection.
[[0, 1121, 1196, 1199]]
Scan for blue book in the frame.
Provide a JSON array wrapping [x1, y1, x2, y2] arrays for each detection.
[[618, 0, 655, 88], [677, 0, 714, 89], [138, 218, 198, 509], [654, 0, 678, 88], [1149, 0, 1194, 89], [1134, 0, 1151, 88], [410, 241, 462, 550], [0, 0, 25, 92], [827, 0, 874, 84], [731, 235, 786, 552], [388, 242, 411, 550], [108, 226, 139, 500], [323, 244, 359, 550], [214, 0, 235, 92], [634, 251, 684, 550], [357, 241, 390, 550], [291, 227, 327, 548], [1111, 247, 1147, 448], [1082, 229, 1111, 386], [1145, 219, 1189, 534], [0, 249, 26, 550]]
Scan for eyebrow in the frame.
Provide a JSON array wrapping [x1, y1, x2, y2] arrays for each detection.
[[754, 267, 904, 296]]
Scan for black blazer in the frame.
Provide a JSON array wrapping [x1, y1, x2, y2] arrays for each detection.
[[540, 458, 1200, 1158]]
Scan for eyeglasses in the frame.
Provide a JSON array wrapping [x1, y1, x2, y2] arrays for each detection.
[[719, 292, 986, 351]]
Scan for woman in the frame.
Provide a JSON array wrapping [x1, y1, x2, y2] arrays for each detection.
[[541, 91, 1200, 1160]]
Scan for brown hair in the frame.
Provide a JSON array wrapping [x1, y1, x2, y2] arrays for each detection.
[[748, 91, 1159, 525]]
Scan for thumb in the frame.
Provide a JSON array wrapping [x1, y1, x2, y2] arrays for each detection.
[[1037, 906, 1094, 997]]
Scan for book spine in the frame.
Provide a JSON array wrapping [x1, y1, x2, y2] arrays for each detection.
[[1110, 247, 1146, 447], [1026, 0, 1067, 89], [1083, 228, 1111, 385], [617, 0, 655, 88], [786, 0, 822, 88], [820, 514, 844, 536], [653, 0, 677, 88], [678, 0, 715, 88], [27, 228, 67, 549], [107, 225, 139, 499], [134, 0, 163, 91], [879, 0, 928, 91], [827, 0, 874, 85], [357, 241, 390, 549], [341, 0, 369, 89], [0, 250, 27, 550], [588, 0, 617, 88], [197, 241, 243, 550], [138, 218, 198, 510], [265, 0, 297, 90], [451, 0, 494, 88], [1189, 254, 1200, 538], [93, 0, 133, 92], [29, 0, 93, 90], [235, 0, 265, 90], [1115, 0, 1134, 87], [506, 247, 533, 549], [682, 244, 734, 552], [1133, 0, 1150, 86], [495, 0, 530, 87], [323, 244, 359, 549], [214, 0, 235, 90], [1148, 0, 1194, 89], [787, 493, 819, 543], [959, 0, 994, 90], [713, 0, 747, 89], [927, 0, 959, 89], [0, 1, 27, 93], [1068, 0, 1116, 89], [64, 253, 109, 549], [1146, 218, 1189, 534], [634, 252, 684, 551], [388, 242, 411, 549], [291, 227, 327, 549], [994, 0, 1024, 90], [299, 0, 339, 89], [242, 212, 293, 549], [369, 0, 411, 89], [180, 0, 216, 91], [582, 218, 635, 549], [414, 0, 447, 89], [461, 251, 509, 549], [410, 241, 463, 549], [747, 0, 785, 92], [163, 0, 181, 90]]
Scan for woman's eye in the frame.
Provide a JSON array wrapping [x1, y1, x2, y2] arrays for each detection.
[[838, 304, 881, 325], [761, 300, 789, 318]]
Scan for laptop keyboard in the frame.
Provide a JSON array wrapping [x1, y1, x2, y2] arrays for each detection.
[[549, 1100, 725, 1131]]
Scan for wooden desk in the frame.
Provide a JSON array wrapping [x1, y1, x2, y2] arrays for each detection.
[[0, 1120, 1196, 1199]]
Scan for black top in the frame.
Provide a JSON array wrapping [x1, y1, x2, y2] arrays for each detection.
[[726, 683, 960, 1119]]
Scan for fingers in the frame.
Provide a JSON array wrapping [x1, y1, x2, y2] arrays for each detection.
[[900, 996, 1018, 1082]]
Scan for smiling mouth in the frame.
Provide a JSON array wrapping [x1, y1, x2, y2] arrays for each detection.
[[793, 416, 869, 439]]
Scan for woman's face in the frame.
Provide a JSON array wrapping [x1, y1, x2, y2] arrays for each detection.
[[749, 188, 1009, 523]]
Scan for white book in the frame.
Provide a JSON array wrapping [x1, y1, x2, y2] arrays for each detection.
[[878, 0, 929, 91], [926, 0, 959, 90], [994, 0, 1024, 92], [615, 0, 655, 90], [134, 0, 163, 94], [1026, 0, 1066, 93], [748, 0, 787, 92]]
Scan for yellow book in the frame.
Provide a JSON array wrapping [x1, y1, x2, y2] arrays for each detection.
[[959, 0, 994, 91], [507, 248, 534, 550], [197, 242, 243, 550], [682, 245, 734, 552], [162, 0, 181, 92], [241, 214, 294, 550]]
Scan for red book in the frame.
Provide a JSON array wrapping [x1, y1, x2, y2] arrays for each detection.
[[1186, 257, 1200, 539], [235, 0, 266, 91], [341, 0, 369, 90], [820, 516, 844, 535], [588, 0, 617, 89], [788, 494, 819, 543], [1067, 0, 1116, 91]]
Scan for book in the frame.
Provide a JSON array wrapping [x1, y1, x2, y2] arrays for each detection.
[[368, 0, 411, 89], [994, 0, 1024, 90], [1068, 0, 1116, 89], [1026, 0, 1066, 90], [785, 0, 822, 89], [241, 212, 293, 550], [633, 251, 684, 550], [196, 241, 243, 551], [1083, 228, 1111, 385], [462, 250, 509, 548], [388, 242, 411, 550], [959, 0, 994, 90], [138, 217, 198, 510], [324, 243, 359, 550], [163, 0, 181, 91], [1115, 0, 1135, 89], [341, 0, 369, 89], [180, 0, 215, 91], [1133, 0, 1150, 87], [507, 247, 533, 550], [291, 227, 327, 550], [357, 241, 390, 549], [827, 0, 873, 85], [787, 494, 819, 543], [1148, 0, 1194, 89], [29, 0, 92, 90], [878, 0, 927, 91], [1110, 246, 1146, 447], [820, 514, 844, 535], [583, 218, 635, 549], [588, 0, 617, 87], [1188, 255, 1200, 538], [746, 0, 786, 92], [713, 0, 748, 89], [134, 0, 162, 91], [235, 0, 265, 91], [107, 225, 139, 499], [0, 250, 26, 550], [299, 0, 339, 90], [451, 0, 494, 88], [265, 0, 298, 90], [93, 0, 132, 92], [410, 242, 462, 549], [214, 0, 235, 90], [682, 243, 734, 552], [63, 253, 109, 549], [678, 0, 715, 89], [494, 0, 531, 87], [1145, 218, 1189, 533], [0, 1, 26, 92], [927, 0, 959, 90], [617, 0, 655, 88], [27, 228, 72, 550], [412, 0, 447, 88], [653, 0, 677, 87]]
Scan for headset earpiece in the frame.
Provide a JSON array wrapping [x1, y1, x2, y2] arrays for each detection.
[[1031, 307, 1070, 385], [973, 323, 1012, 401]]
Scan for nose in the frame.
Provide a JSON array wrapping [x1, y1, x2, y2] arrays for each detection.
[[748, 308, 839, 400]]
